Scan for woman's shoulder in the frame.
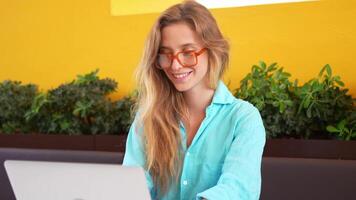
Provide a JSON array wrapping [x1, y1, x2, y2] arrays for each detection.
[[229, 98, 261, 117], [227, 98, 263, 127], [224, 98, 266, 141]]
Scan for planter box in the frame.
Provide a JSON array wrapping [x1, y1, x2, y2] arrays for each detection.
[[94, 135, 127, 152], [0, 134, 127, 152], [264, 138, 356, 160], [1, 134, 355, 159]]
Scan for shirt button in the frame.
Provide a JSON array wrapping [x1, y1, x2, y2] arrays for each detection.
[[186, 152, 190, 156], [183, 180, 188, 185]]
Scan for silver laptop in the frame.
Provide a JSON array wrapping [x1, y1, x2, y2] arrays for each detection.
[[4, 160, 151, 200]]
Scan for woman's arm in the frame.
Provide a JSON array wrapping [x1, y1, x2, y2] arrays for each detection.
[[196, 106, 266, 200], [122, 116, 157, 199]]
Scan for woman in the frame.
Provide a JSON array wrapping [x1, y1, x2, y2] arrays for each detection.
[[123, 1, 266, 200]]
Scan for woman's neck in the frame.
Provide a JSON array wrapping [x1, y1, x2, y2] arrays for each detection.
[[183, 82, 215, 116]]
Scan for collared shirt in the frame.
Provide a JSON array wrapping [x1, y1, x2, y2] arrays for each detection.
[[123, 80, 266, 200]]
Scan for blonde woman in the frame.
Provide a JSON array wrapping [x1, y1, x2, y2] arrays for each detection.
[[123, 1, 266, 199]]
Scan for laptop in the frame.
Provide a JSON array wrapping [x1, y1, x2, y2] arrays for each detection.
[[4, 160, 151, 200]]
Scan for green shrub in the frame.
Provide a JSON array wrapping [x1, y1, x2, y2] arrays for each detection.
[[234, 61, 355, 140], [234, 61, 296, 138], [0, 80, 38, 134], [1, 65, 354, 140], [294, 64, 355, 139], [24, 69, 135, 135], [326, 107, 356, 140], [109, 90, 137, 133]]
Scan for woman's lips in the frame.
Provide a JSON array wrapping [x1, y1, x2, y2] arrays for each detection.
[[171, 71, 193, 82]]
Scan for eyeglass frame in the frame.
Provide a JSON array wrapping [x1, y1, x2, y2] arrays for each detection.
[[156, 47, 208, 69]]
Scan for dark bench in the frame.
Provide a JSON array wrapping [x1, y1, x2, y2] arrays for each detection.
[[261, 157, 356, 200], [1, 148, 355, 200]]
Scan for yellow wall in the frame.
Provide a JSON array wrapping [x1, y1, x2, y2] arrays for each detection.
[[0, 0, 355, 100]]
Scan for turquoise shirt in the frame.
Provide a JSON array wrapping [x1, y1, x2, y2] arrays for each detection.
[[123, 80, 266, 200]]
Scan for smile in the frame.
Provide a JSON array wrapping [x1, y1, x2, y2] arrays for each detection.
[[172, 71, 193, 81]]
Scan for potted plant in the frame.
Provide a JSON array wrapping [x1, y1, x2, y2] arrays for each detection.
[[0, 69, 136, 152], [2, 64, 355, 158], [233, 61, 356, 159]]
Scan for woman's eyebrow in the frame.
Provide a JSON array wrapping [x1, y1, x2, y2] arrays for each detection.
[[160, 43, 198, 50], [180, 43, 198, 48]]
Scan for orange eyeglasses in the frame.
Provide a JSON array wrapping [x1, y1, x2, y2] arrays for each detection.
[[156, 48, 207, 69]]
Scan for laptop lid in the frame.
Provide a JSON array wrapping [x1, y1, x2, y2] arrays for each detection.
[[4, 160, 151, 200]]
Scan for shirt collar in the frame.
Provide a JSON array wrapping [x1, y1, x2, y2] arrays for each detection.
[[211, 80, 235, 105], [179, 80, 234, 131]]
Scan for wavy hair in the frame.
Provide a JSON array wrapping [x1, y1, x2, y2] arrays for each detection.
[[132, 0, 229, 197]]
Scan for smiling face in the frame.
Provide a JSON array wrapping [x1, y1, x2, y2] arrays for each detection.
[[159, 22, 209, 92]]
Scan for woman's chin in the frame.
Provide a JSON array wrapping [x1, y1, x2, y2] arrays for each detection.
[[173, 83, 191, 92]]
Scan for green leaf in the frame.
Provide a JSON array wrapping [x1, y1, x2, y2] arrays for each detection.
[[326, 125, 339, 133], [304, 96, 311, 108], [346, 134, 351, 141], [306, 101, 314, 118], [337, 119, 347, 130], [267, 63, 277, 72], [325, 64, 332, 77], [75, 69, 100, 85], [279, 103, 286, 113], [318, 65, 326, 78], [259, 61, 267, 69], [334, 79, 345, 87]]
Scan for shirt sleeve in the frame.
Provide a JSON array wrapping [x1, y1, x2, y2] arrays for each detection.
[[196, 105, 266, 200], [122, 114, 157, 199]]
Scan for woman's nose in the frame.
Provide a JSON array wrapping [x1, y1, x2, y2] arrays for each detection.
[[171, 57, 183, 71]]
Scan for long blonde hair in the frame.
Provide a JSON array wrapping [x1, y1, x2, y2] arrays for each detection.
[[132, 0, 229, 197]]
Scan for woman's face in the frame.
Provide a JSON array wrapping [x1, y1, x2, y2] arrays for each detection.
[[159, 22, 209, 92]]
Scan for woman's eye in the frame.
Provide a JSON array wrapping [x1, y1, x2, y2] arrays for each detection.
[[159, 52, 172, 58], [182, 51, 194, 57]]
